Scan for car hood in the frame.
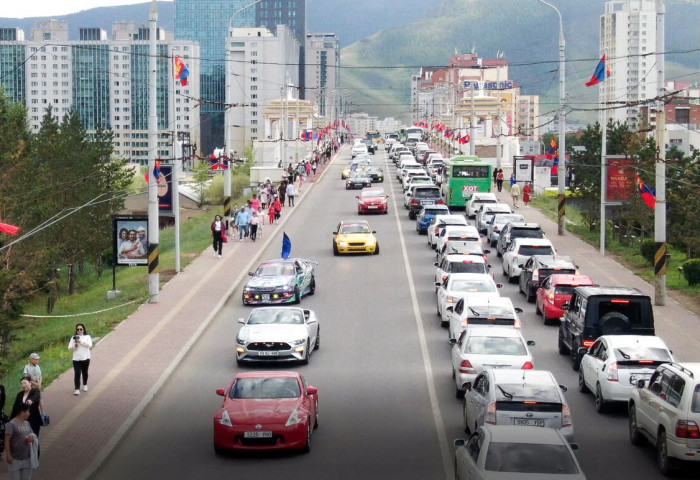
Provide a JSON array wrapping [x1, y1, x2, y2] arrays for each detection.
[[224, 398, 300, 425], [239, 324, 307, 343], [360, 196, 385, 203], [336, 233, 376, 242], [246, 275, 295, 288]]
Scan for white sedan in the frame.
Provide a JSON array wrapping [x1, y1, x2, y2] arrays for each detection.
[[235, 307, 320, 365], [434, 225, 480, 255], [578, 335, 674, 413], [447, 296, 521, 343], [427, 214, 468, 249], [436, 273, 502, 328], [502, 238, 556, 280], [466, 192, 498, 218], [454, 425, 587, 480]]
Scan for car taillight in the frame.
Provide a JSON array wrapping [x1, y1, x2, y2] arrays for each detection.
[[411, 199, 419, 205], [606, 362, 619, 382], [532, 269, 539, 281], [582, 340, 595, 348], [493, 226, 499, 232], [547, 293, 555, 304], [514, 318, 522, 329], [485, 402, 497, 424], [676, 420, 700, 439], [522, 361, 534, 370], [435, 228, 441, 235], [438, 199, 445, 205], [442, 275, 448, 282], [459, 359, 475, 374], [562, 404, 572, 428]]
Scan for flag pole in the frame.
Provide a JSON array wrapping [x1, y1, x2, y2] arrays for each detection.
[[172, 48, 181, 273], [599, 52, 607, 256]]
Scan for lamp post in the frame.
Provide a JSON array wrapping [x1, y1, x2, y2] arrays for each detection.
[[537, 0, 567, 235]]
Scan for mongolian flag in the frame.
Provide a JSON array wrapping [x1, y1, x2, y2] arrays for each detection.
[[144, 160, 162, 182], [281, 232, 292, 259], [635, 174, 656, 209], [585, 54, 611, 87], [0, 222, 20, 235], [174, 56, 189, 86]]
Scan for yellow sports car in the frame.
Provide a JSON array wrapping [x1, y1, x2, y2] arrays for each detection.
[[332, 220, 379, 255]]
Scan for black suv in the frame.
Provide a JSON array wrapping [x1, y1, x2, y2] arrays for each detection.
[[558, 286, 655, 370], [496, 222, 544, 257], [407, 186, 442, 219], [519, 255, 578, 302]]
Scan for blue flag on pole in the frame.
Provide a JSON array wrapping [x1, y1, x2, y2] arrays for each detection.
[[281, 232, 292, 259]]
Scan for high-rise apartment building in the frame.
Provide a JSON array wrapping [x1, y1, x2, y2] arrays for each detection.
[[175, 0, 306, 155], [599, 0, 661, 128], [0, 21, 200, 165], [305, 33, 339, 118]]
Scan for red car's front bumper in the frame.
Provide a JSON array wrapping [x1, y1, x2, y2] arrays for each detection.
[[214, 421, 308, 451]]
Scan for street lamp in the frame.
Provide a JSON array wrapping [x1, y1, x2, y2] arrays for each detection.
[[537, 0, 567, 235]]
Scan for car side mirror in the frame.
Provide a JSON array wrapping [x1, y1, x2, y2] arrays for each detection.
[[355, 196, 359, 199], [332, 232, 337, 235], [496, 283, 504, 288], [446, 306, 454, 313], [636, 379, 646, 388], [434, 262, 438, 266], [449, 338, 457, 345], [483, 249, 491, 254], [216, 388, 225, 397], [435, 282, 442, 287], [578, 347, 588, 357], [307, 386, 318, 395], [462, 381, 472, 391], [514, 307, 523, 314], [372, 230, 377, 234], [569, 443, 580, 451], [559, 384, 568, 392], [238, 317, 245, 324], [248, 272, 255, 276], [518, 264, 524, 269], [454, 439, 466, 447], [526, 340, 536, 346], [406, 193, 412, 196], [561, 302, 570, 310]]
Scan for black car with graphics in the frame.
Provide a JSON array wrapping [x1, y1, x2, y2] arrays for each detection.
[[242, 258, 316, 305]]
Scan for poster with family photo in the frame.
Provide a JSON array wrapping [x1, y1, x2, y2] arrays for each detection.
[[113, 216, 148, 266]]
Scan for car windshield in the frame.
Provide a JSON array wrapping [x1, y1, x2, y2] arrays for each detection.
[[361, 189, 385, 197], [229, 377, 301, 399], [518, 245, 554, 256], [466, 336, 527, 355], [495, 215, 524, 226], [340, 223, 371, 234], [449, 280, 496, 293], [485, 443, 579, 474], [494, 383, 562, 402], [255, 263, 295, 276], [247, 309, 304, 325], [450, 262, 487, 274]]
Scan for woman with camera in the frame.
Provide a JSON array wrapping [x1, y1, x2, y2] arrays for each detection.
[[68, 323, 92, 396]]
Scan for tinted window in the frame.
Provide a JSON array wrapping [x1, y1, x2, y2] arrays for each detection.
[[613, 346, 672, 363], [554, 286, 575, 295], [230, 377, 301, 399], [512, 228, 544, 239], [495, 383, 562, 403], [414, 188, 441, 198], [691, 385, 700, 413], [518, 245, 554, 256], [450, 262, 488, 274], [485, 443, 578, 474], [594, 298, 647, 326], [466, 336, 527, 355]]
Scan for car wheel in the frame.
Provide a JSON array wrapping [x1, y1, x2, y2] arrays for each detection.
[[657, 430, 677, 475], [455, 384, 465, 399], [463, 403, 471, 434], [558, 330, 570, 355], [314, 327, 320, 350], [496, 250, 502, 258], [300, 339, 310, 365], [302, 421, 312, 453], [313, 401, 319, 429], [332, 243, 339, 256], [535, 300, 542, 316], [490, 239, 497, 247], [374, 243, 380, 255], [578, 370, 588, 393], [571, 341, 581, 371], [526, 288, 535, 303], [595, 384, 609, 413], [409, 211, 415, 220], [629, 404, 646, 446], [357, 209, 362, 215], [214, 443, 227, 456], [293, 286, 301, 304], [309, 277, 316, 295]]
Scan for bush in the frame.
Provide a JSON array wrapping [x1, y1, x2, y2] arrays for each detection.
[[681, 259, 700, 286], [640, 239, 657, 265]]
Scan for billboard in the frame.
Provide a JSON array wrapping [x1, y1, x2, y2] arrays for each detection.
[[605, 156, 635, 202], [113, 216, 148, 266], [158, 164, 173, 213]]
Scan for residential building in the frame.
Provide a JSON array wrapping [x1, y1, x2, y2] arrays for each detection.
[[599, 0, 662, 128], [639, 81, 700, 154], [345, 112, 377, 137], [175, 0, 306, 155], [305, 33, 340, 119], [516, 94, 540, 140], [376, 117, 402, 134], [0, 21, 200, 165], [225, 25, 300, 156]]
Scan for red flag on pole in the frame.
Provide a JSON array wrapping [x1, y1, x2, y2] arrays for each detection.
[[0, 222, 21, 235]]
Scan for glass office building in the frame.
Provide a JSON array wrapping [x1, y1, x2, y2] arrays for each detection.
[[72, 44, 111, 131]]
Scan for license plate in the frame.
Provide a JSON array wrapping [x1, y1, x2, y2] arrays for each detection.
[[514, 418, 545, 427], [367, 206, 378, 209], [261, 294, 270, 301], [243, 431, 272, 438], [630, 373, 650, 383], [423, 201, 434, 205], [484, 365, 507, 369], [258, 351, 279, 356]]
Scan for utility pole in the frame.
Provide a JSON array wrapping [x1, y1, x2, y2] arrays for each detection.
[[147, 0, 159, 302], [171, 48, 181, 273], [654, 0, 667, 305], [470, 84, 476, 156], [496, 57, 502, 168]]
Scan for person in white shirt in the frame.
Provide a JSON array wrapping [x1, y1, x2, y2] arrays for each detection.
[[286, 181, 296, 207], [68, 323, 93, 396]]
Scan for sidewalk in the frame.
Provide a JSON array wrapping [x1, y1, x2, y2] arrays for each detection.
[[33, 146, 344, 480], [492, 185, 700, 361]]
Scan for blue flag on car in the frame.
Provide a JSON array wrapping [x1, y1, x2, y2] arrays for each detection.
[[281, 232, 292, 259]]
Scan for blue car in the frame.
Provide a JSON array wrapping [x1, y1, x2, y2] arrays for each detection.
[[242, 258, 316, 305], [415, 205, 450, 234]]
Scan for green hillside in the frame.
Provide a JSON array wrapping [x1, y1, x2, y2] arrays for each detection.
[[340, 0, 700, 123]]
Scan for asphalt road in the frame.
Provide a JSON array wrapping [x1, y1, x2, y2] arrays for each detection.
[[94, 147, 694, 479]]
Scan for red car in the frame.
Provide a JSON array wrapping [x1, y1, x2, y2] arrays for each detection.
[[356, 187, 389, 214], [535, 274, 595, 324], [213, 371, 318, 454]]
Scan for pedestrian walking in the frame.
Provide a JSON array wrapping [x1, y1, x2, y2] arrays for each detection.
[[68, 323, 92, 395], [496, 169, 504, 192], [492, 168, 498, 186], [268, 203, 276, 225], [511, 182, 521, 208], [312, 159, 318, 177], [250, 194, 261, 213], [4, 404, 38, 480], [211, 214, 224, 258], [271, 196, 282, 222], [249, 211, 259, 242], [523, 181, 532, 207], [10, 378, 41, 438], [286, 181, 296, 207], [235, 206, 250, 241], [278, 181, 287, 205], [22, 355, 41, 392], [509, 173, 516, 188]]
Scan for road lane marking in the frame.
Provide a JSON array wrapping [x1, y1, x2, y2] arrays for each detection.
[[384, 151, 453, 480]]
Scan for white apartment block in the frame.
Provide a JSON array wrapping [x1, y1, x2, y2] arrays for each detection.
[[0, 21, 200, 165], [225, 25, 300, 157], [599, 0, 661, 128], [305, 33, 339, 119], [345, 112, 377, 137]]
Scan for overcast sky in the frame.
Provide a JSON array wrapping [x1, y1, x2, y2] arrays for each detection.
[[3, 1, 172, 19]]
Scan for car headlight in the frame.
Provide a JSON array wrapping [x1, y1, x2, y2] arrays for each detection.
[[244, 286, 254, 292], [285, 408, 304, 426], [365, 239, 376, 246], [338, 241, 348, 247], [291, 338, 306, 346], [358, 201, 365, 205], [236, 337, 247, 346], [219, 410, 233, 427]]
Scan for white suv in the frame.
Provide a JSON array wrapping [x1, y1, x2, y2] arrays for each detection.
[[628, 362, 700, 475]]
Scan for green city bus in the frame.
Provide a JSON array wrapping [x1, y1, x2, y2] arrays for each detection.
[[440, 156, 492, 208]]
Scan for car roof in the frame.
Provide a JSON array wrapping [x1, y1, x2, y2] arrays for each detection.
[[449, 272, 495, 281], [360, 187, 386, 194], [600, 335, 669, 348], [466, 326, 522, 338], [483, 204, 512, 212], [573, 286, 648, 298], [508, 222, 542, 229], [259, 259, 300, 266], [445, 254, 487, 263], [435, 214, 467, 223], [513, 238, 554, 246], [340, 219, 371, 226], [235, 371, 301, 380], [669, 363, 700, 376], [464, 296, 514, 308], [491, 369, 556, 385], [421, 205, 449, 212], [444, 224, 478, 233], [472, 193, 498, 200], [483, 425, 567, 445], [549, 274, 594, 286], [531, 255, 575, 266]]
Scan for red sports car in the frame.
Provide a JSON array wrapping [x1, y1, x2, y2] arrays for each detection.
[[356, 187, 389, 214], [535, 274, 595, 324], [213, 371, 318, 454]]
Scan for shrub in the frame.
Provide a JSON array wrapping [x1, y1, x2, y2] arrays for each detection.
[[681, 259, 700, 286], [640, 239, 657, 265]]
